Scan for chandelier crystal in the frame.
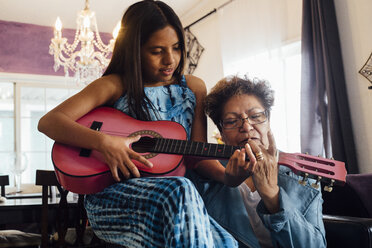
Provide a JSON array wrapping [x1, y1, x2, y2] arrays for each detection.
[[49, 0, 120, 86]]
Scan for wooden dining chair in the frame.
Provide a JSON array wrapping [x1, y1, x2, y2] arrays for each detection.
[[35, 170, 109, 248], [35, 170, 89, 248]]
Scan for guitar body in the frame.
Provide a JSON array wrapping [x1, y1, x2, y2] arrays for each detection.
[[52, 107, 187, 194], [52, 107, 347, 195]]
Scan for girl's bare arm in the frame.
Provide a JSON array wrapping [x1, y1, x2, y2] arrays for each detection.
[[185, 75, 227, 183], [38, 74, 152, 181]]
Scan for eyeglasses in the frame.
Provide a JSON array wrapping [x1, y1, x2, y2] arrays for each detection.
[[221, 111, 268, 129]]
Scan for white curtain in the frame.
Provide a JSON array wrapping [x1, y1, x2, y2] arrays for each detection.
[[216, 0, 302, 152]]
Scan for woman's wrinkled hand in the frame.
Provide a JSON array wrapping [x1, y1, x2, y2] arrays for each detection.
[[248, 131, 278, 196], [248, 130, 280, 213]]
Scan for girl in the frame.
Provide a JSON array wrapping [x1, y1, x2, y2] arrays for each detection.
[[38, 0, 237, 247]]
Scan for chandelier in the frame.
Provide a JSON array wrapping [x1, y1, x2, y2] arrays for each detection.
[[49, 0, 120, 86]]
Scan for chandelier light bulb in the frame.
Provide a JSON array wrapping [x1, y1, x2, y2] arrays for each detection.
[[55, 17, 62, 31]]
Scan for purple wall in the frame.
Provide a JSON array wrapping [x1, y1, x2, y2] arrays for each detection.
[[0, 20, 112, 76]]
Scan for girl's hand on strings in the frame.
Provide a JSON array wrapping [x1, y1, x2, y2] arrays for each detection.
[[98, 134, 153, 182]]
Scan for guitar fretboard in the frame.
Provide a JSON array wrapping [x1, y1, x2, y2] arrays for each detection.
[[151, 138, 241, 160]]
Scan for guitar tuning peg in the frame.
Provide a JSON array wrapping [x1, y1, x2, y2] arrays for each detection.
[[311, 176, 322, 189], [324, 179, 335, 192], [298, 173, 309, 186]]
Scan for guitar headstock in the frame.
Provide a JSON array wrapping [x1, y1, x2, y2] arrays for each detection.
[[278, 152, 347, 192]]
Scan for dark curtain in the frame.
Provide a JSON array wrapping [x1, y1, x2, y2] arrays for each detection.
[[301, 0, 359, 173]]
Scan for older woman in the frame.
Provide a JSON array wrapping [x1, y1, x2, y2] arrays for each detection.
[[187, 76, 326, 248]]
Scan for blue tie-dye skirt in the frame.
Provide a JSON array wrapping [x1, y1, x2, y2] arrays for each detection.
[[85, 177, 238, 247]]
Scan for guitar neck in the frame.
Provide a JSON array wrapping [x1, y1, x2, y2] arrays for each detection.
[[132, 136, 346, 186], [151, 138, 241, 160]]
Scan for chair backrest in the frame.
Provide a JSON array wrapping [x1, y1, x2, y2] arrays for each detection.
[[35, 170, 59, 187], [0, 175, 9, 197]]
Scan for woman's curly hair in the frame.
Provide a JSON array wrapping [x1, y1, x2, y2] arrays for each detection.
[[205, 75, 275, 132]]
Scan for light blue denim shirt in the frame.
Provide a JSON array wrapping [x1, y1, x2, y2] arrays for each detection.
[[186, 165, 326, 248]]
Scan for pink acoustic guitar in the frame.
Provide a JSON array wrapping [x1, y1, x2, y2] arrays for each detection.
[[52, 107, 347, 194]]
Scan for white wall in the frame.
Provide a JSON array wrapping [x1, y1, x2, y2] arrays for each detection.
[[181, 0, 227, 142], [335, 0, 372, 173], [181, 0, 302, 143]]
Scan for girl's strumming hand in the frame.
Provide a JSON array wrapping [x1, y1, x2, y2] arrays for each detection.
[[98, 134, 153, 182]]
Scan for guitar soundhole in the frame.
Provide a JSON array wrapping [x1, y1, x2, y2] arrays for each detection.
[[129, 130, 162, 159]]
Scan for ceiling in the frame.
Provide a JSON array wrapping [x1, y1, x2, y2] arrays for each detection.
[[0, 0, 208, 33]]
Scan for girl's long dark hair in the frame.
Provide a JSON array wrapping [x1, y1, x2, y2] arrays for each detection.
[[103, 0, 186, 120]]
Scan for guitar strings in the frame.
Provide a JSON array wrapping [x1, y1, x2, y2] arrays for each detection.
[[92, 128, 237, 158]]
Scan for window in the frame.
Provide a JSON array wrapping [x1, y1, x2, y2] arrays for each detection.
[[0, 74, 80, 186], [223, 41, 301, 152], [0, 82, 15, 175]]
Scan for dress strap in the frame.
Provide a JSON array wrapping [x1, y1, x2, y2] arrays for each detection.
[[180, 75, 187, 87]]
